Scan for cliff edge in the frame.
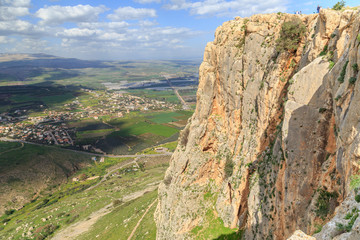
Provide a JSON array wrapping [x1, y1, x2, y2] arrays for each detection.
[[156, 8, 360, 240]]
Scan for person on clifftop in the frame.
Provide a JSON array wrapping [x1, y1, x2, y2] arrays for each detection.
[[317, 5, 321, 13]]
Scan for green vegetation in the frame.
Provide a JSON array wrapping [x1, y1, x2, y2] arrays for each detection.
[[191, 209, 243, 240], [329, 60, 335, 70], [0, 152, 168, 240], [350, 175, 360, 189], [78, 191, 158, 240], [319, 45, 328, 56], [338, 60, 349, 83], [336, 208, 359, 233], [349, 77, 357, 84], [352, 63, 359, 72], [332, 1, 346, 10], [224, 157, 234, 178], [276, 20, 306, 53], [315, 188, 339, 219], [314, 224, 323, 234], [355, 195, 360, 203]]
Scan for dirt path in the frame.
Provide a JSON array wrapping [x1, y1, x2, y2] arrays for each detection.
[[127, 199, 158, 240], [0, 142, 24, 155], [51, 184, 159, 240]]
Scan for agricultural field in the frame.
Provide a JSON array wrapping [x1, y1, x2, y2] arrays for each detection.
[[72, 110, 192, 155]]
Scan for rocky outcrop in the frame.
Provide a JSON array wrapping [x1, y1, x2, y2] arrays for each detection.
[[156, 8, 360, 240]]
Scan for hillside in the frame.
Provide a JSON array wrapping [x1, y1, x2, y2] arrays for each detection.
[[156, 8, 360, 239], [0, 141, 91, 214]]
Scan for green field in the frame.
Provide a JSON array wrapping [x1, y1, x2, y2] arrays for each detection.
[[73, 111, 191, 155], [127, 89, 180, 104]]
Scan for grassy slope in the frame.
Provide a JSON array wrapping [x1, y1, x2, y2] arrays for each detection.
[[0, 142, 91, 213], [0, 155, 168, 240]]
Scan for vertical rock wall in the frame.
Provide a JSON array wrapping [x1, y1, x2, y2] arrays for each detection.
[[156, 9, 360, 240]]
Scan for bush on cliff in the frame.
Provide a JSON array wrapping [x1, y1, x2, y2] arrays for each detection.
[[276, 20, 306, 54], [332, 1, 345, 10]]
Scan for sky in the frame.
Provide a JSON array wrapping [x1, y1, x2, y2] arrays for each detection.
[[0, 0, 358, 60]]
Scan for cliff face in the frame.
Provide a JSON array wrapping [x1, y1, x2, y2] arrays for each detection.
[[156, 9, 360, 240]]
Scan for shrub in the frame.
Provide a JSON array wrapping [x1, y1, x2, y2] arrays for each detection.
[[331, 33, 337, 38], [349, 77, 357, 84], [112, 199, 122, 206], [319, 108, 327, 113], [4, 209, 15, 216], [315, 188, 339, 219], [332, 1, 345, 10], [224, 158, 234, 178], [357, 34, 360, 43], [319, 45, 328, 56], [338, 60, 349, 83], [276, 20, 306, 53], [329, 60, 335, 70], [355, 194, 360, 203], [65, 214, 79, 224], [352, 63, 358, 72]]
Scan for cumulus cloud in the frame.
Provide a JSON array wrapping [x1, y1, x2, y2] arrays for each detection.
[[108, 7, 157, 21], [0, 20, 46, 36], [35, 4, 107, 25], [0, 0, 30, 20], [166, 0, 287, 17]]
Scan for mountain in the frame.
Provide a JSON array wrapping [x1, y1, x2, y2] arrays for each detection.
[[155, 8, 360, 239]]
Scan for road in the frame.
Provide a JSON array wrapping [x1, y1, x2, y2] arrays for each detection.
[[0, 137, 172, 158], [163, 74, 190, 110]]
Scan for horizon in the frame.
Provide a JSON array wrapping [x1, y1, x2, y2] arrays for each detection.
[[0, 0, 358, 61]]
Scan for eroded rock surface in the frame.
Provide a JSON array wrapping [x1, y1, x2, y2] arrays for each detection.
[[156, 8, 360, 240]]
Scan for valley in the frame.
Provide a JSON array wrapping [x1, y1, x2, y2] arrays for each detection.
[[0, 54, 198, 239]]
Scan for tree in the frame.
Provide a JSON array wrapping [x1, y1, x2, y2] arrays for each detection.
[[332, 1, 345, 10]]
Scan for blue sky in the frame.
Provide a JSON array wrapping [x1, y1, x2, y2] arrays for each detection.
[[0, 0, 358, 60]]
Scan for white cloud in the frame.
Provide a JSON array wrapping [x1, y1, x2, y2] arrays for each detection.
[[0, 36, 15, 44], [166, 0, 287, 17], [35, 4, 107, 25], [77, 22, 129, 30], [108, 7, 157, 21], [0, 0, 30, 20], [56, 28, 102, 38]]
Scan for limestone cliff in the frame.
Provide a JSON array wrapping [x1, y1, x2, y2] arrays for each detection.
[[156, 8, 360, 240]]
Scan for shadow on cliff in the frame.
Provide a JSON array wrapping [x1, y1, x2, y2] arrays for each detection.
[[212, 231, 243, 240]]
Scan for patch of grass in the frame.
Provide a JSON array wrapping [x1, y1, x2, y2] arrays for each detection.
[[329, 60, 335, 70], [77, 190, 158, 240], [350, 175, 360, 189]]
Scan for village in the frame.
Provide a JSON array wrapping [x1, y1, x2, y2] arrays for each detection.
[[0, 89, 180, 146]]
